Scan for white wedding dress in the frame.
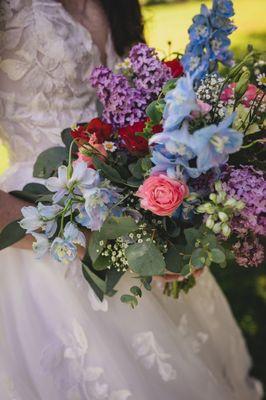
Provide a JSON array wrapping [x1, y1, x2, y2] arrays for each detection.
[[0, 1, 263, 399]]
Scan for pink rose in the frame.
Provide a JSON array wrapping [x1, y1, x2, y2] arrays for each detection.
[[136, 174, 189, 217], [77, 133, 107, 168]]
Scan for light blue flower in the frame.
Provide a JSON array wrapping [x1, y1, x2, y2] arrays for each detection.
[[20, 203, 61, 237], [63, 222, 86, 247], [50, 237, 77, 264], [32, 233, 50, 258], [192, 113, 243, 172], [46, 161, 99, 203], [163, 75, 198, 130]]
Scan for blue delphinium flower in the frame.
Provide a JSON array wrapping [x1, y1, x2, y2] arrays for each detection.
[[150, 123, 202, 179], [32, 233, 50, 258], [20, 203, 62, 237], [192, 113, 243, 172], [76, 183, 121, 231], [50, 222, 86, 264], [163, 75, 199, 130], [182, 0, 236, 81], [46, 161, 99, 203]]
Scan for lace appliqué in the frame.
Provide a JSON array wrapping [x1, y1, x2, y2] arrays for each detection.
[[132, 331, 177, 382], [178, 314, 209, 354], [40, 319, 131, 400]]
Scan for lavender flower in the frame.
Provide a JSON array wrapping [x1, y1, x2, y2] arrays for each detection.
[[222, 166, 266, 236], [90, 44, 171, 128]]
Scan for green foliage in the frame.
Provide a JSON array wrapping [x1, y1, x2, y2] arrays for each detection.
[[33, 146, 67, 179], [125, 241, 165, 276], [10, 183, 51, 203], [0, 220, 26, 250], [146, 99, 165, 124], [98, 216, 138, 240]]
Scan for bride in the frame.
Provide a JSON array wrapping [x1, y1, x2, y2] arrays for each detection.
[[0, 1, 263, 399]]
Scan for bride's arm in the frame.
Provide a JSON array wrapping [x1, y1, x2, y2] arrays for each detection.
[[0, 190, 88, 256], [0, 190, 34, 250]]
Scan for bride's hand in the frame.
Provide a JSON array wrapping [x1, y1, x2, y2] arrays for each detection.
[[153, 269, 204, 283]]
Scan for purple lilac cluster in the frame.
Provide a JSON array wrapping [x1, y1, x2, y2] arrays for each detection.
[[222, 166, 266, 236], [129, 43, 172, 103], [90, 66, 145, 127], [90, 44, 171, 128]]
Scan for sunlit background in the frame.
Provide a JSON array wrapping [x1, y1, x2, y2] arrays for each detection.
[[0, 0, 265, 394]]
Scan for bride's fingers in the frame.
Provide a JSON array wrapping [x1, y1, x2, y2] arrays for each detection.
[[153, 273, 183, 283]]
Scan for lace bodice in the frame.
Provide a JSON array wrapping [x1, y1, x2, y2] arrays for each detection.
[[0, 0, 118, 163]]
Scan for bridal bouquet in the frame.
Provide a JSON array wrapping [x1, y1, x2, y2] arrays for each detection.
[[1, 0, 265, 307]]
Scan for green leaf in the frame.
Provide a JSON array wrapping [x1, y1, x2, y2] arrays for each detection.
[[162, 78, 178, 95], [82, 263, 106, 301], [125, 241, 165, 276], [106, 269, 124, 294], [184, 228, 200, 247], [130, 286, 142, 297], [33, 146, 67, 178], [99, 216, 138, 240], [61, 128, 78, 153], [88, 232, 106, 263], [191, 248, 207, 269], [140, 276, 152, 291], [92, 157, 124, 184], [141, 157, 152, 172], [93, 254, 112, 271], [210, 248, 226, 264], [164, 243, 183, 273], [146, 100, 164, 125], [10, 183, 51, 203], [120, 294, 138, 308], [129, 159, 144, 179], [180, 263, 191, 277], [0, 220, 26, 251], [163, 218, 180, 238]]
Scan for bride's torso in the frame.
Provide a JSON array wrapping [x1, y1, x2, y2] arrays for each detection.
[[0, 0, 118, 164]]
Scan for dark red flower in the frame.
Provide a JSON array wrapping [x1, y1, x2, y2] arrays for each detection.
[[71, 118, 112, 144], [119, 120, 162, 154], [164, 59, 184, 78]]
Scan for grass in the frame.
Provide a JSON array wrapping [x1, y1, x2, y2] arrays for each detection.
[[0, 0, 265, 393]]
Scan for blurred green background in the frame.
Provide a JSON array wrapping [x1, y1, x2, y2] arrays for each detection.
[[0, 0, 265, 394]]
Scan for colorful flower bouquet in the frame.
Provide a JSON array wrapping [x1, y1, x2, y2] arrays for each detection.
[[1, 0, 265, 307]]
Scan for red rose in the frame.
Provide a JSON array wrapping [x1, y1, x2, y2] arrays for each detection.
[[164, 59, 184, 78], [119, 120, 162, 154], [71, 118, 112, 144]]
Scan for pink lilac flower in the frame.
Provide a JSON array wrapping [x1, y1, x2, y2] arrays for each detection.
[[221, 165, 266, 236], [233, 238, 264, 267]]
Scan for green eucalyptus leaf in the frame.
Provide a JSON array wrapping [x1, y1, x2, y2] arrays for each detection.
[[184, 228, 200, 247], [125, 241, 165, 276], [162, 78, 178, 94], [106, 269, 124, 294], [129, 160, 144, 179], [210, 248, 226, 264], [0, 220, 26, 251], [61, 128, 78, 154], [10, 183, 51, 203], [130, 286, 142, 297], [93, 254, 111, 271], [120, 294, 138, 308], [163, 217, 180, 238], [33, 146, 67, 179], [99, 216, 138, 240], [82, 263, 106, 301], [191, 248, 207, 269]]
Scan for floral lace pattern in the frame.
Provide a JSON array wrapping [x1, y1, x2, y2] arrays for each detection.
[[40, 319, 131, 399], [0, 0, 117, 163], [132, 331, 177, 382]]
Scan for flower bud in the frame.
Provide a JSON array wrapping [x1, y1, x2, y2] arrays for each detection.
[[224, 198, 237, 208], [213, 222, 222, 234], [235, 200, 245, 210], [209, 193, 217, 203], [222, 223, 231, 237], [216, 191, 227, 204], [214, 181, 222, 192], [206, 216, 215, 229], [218, 212, 229, 222]]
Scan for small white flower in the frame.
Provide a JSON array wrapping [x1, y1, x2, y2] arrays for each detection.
[[256, 73, 266, 87], [103, 141, 117, 152]]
